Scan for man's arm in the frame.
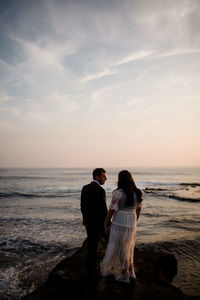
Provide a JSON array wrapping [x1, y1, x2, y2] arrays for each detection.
[[80, 186, 88, 225]]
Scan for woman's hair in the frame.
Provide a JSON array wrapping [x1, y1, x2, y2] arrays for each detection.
[[117, 170, 142, 206]]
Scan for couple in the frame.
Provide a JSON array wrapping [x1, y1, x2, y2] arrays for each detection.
[[80, 168, 143, 284]]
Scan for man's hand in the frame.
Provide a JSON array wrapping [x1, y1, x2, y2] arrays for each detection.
[[105, 225, 110, 234]]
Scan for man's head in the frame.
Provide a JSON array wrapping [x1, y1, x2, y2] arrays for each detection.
[[93, 168, 107, 185]]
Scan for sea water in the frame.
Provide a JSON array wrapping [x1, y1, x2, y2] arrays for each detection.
[[0, 167, 200, 299]]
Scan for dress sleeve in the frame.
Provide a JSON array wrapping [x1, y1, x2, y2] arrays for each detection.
[[109, 190, 121, 211]]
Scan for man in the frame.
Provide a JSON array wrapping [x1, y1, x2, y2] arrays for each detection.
[[81, 168, 108, 279]]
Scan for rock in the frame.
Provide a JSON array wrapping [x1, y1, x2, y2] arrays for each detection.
[[23, 238, 189, 300]]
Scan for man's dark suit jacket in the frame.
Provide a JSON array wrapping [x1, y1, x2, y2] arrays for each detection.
[[81, 181, 108, 234]]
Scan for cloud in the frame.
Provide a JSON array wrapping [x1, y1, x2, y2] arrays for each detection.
[[0, 90, 10, 103], [114, 50, 154, 66], [81, 50, 155, 83], [9, 35, 76, 72], [6, 92, 80, 125], [158, 48, 200, 57], [0, 120, 18, 132], [82, 46, 200, 84], [82, 68, 117, 82], [0, 0, 200, 167], [46, 91, 80, 114]]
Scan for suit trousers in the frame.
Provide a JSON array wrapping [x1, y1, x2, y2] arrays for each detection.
[[85, 225, 103, 274]]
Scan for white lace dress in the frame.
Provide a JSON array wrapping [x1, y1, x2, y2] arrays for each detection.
[[103, 189, 141, 278]]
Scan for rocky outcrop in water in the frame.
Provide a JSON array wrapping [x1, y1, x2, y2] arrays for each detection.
[[23, 238, 189, 300]]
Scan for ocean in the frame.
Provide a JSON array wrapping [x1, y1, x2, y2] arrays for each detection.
[[0, 167, 200, 299]]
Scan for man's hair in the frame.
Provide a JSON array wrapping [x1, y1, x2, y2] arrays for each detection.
[[93, 168, 106, 179]]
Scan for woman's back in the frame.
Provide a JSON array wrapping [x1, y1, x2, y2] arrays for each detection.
[[113, 189, 138, 211]]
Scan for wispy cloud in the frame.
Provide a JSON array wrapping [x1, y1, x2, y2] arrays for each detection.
[[82, 68, 117, 82], [114, 50, 154, 66], [0, 90, 10, 103], [10, 36, 73, 71], [81, 50, 155, 82], [0, 120, 18, 132], [81, 46, 200, 84], [158, 48, 200, 57]]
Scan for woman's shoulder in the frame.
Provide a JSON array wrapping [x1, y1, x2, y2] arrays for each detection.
[[112, 189, 123, 198], [112, 188, 123, 195]]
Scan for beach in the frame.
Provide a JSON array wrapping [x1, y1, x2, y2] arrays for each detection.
[[0, 167, 200, 299]]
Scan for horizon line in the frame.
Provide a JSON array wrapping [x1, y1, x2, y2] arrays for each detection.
[[0, 166, 200, 169]]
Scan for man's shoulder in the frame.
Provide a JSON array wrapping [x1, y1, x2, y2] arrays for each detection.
[[82, 181, 96, 190], [81, 183, 91, 192], [92, 181, 105, 190], [82, 182, 91, 188], [82, 181, 104, 192]]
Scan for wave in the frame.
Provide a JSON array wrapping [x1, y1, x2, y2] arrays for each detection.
[[0, 176, 53, 180], [0, 237, 66, 254], [142, 182, 178, 187], [136, 236, 200, 255], [145, 187, 167, 192], [0, 192, 68, 198], [142, 212, 169, 218], [0, 215, 80, 223], [180, 183, 200, 187], [161, 218, 200, 232], [0, 188, 82, 199], [144, 188, 200, 203], [169, 195, 200, 203]]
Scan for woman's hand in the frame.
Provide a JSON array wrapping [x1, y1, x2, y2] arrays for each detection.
[[104, 209, 115, 234], [136, 203, 142, 221]]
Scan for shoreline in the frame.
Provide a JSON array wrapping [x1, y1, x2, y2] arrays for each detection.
[[1, 167, 200, 299]]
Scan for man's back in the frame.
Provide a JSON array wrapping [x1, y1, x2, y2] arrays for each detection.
[[81, 181, 107, 231], [80, 168, 108, 278]]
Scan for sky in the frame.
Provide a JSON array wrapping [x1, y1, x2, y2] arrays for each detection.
[[0, 0, 200, 168]]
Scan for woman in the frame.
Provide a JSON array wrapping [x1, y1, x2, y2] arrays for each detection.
[[103, 170, 143, 283]]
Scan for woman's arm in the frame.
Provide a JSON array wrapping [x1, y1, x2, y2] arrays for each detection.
[[136, 203, 142, 221], [104, 209, 115, 234]]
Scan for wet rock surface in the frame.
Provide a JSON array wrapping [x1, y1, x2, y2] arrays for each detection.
[[23, 239, 189, 300]]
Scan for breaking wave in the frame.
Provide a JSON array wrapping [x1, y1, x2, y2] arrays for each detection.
[[0, 188, 82, 199], [169, 195, 200, 203]]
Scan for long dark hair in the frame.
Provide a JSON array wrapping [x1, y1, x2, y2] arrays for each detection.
[[117, 170, 142, 206]]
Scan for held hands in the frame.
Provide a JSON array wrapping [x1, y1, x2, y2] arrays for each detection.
[[104, 209, 114, 235], [104, 225, 110, 234]]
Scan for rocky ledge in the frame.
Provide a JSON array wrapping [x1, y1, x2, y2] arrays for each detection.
[[23, 238, 190, 300]]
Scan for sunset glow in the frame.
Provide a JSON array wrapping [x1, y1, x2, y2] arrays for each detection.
[[0, 0, 200, 167]]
